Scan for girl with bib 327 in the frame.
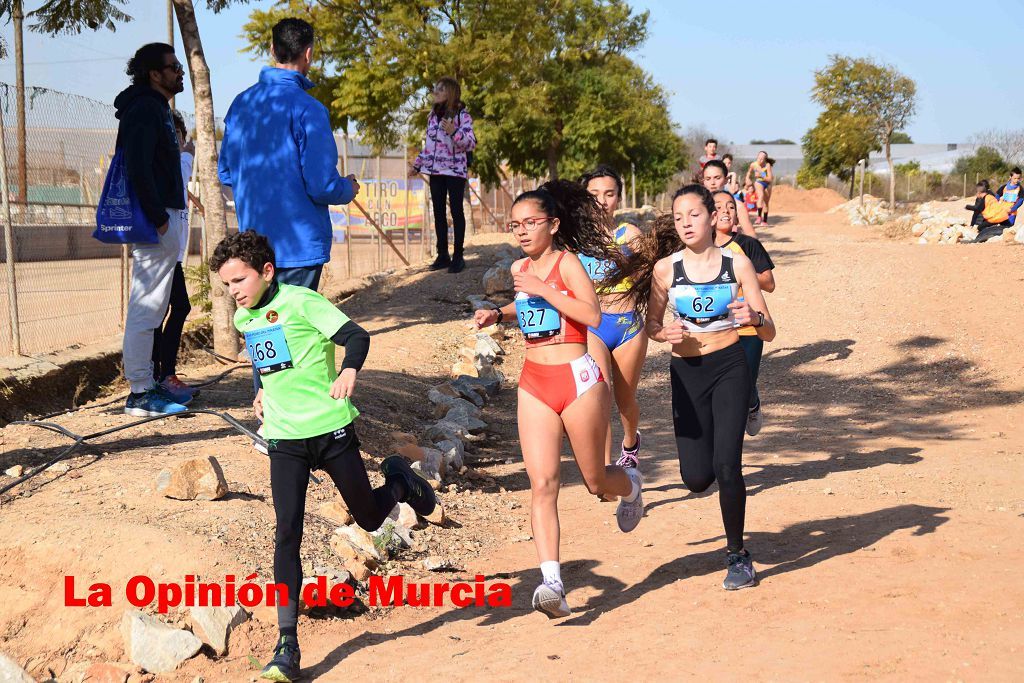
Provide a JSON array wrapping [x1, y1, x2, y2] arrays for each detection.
[[473, 180, 643, 620], [609, 184, 776, 591]]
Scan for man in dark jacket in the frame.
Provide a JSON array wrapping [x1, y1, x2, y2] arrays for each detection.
[[115, 42, 190, 417]]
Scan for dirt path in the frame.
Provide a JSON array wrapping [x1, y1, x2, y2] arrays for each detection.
[[2, 212, 1023, 681]]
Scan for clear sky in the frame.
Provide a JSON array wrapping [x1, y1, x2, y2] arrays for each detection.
[[1, 0, 1020, 144]]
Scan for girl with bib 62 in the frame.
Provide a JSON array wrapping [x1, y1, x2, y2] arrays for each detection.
[[473, 180, 643, 620], [609, 184, 776, 591]]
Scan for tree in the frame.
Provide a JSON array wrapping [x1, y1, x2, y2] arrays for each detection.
[[750, 138, 795, 145], [890, 131, 913, 144], [969, 128, 1024, 167], [811, 55, 916, 207], [242, 0, 683, 189], [800, 110, 880, 198], [953, 146, 1010, 181]]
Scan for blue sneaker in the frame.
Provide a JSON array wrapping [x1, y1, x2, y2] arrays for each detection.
[[124, 388, 189, 417], [260, 635, 300, 682], [723, 550, 757, 590], [157, 377, 194, 406]]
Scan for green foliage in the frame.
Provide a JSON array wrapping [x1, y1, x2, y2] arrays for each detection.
[[895, 160, 920, 175], [750, 138, 795, 145], [242, 0, 683, 191], [184, 263, 212, 319], [953, 146, 1011, 179], [801, 110, 879, 181], [890, 131, 913, 144], [795, 165, 826, 189]]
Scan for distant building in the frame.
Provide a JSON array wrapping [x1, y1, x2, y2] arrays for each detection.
[[726, 143, 981, 180]]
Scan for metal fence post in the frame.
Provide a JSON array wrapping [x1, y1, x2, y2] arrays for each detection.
[[0, 107, 22, 355]]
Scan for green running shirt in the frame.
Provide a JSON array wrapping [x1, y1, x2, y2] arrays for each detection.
[[234, 284, 359, 439]]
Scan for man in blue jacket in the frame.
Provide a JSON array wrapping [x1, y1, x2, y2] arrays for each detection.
[[219, 17, 359, 291]]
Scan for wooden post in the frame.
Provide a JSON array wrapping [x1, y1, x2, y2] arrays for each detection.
[[963, 173, 967, 198], [859, 159, 865, 207], [352, 199, 409, 266], [421, 177, 429, 261], [465, 177, 477, 236], [376, 155, 383, 269], [630, 162, 636, 208]]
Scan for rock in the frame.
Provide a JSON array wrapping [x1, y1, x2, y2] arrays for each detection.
[[411, 447, 445, 481], [422, 420, 470, 445], [427, 389, 481, 418], [450, 361, 479, 378], [155, 456, 228, 501], [334, 525, 382, 561], [444, 406, 487, 434], [389, 431, 417, 446], [477, 323, 505, 341], [83, 662, 132, 683], [1002, 227, 1017, 243], [395, 443, 425, 463], [436, 439, 465, 471], [456, 374, 502, 396], [319, 500, 353, 526], [396, 502, 424, 530], [0, 653, 34, 683], [431, 383, 461, 399], [344, 560, 372, 582], [120, 610, 202, 673], [374, 519, 412, 549], [189, 605, 248, 656], [425, 501, 447, 526], [483, 265, 514, 295], [459, 346, 493, 371], [47, 462, 71, 474], [330, 534, 379, 570], [477, 365, 505, 383], [4, 465, 23, 478], [448, 378, 487, 406], [1016, 225, 1024, 244], [475, 335, 504, 356]]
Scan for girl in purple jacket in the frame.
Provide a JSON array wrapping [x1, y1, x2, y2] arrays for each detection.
[[411, 77, 477, 273]]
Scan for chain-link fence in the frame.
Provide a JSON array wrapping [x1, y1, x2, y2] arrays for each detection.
[[0, 83, 529, 359]]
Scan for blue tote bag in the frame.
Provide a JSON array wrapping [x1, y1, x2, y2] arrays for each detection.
[[93, 148, 159, 244]]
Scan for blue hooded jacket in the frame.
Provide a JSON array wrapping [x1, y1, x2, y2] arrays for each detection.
[[219, 67, 355, 268]]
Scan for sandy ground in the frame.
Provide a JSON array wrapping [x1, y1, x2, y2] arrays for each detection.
[[1, 211, 1023, 681]]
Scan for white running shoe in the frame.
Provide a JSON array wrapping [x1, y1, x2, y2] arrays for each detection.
[[616, 467, 644, 533], [532, 580, 571, 619], [746, 406, 763, 437], [254, 425, 269, 455]]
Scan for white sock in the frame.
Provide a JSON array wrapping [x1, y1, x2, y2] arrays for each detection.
[[624, 476, 641, 503], [540, 561, 561, 587]]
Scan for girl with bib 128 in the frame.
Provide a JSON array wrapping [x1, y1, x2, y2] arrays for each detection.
[[608, 184, 776, 590], [473, 180, 644, 619]]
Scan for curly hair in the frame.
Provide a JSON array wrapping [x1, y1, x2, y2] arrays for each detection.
[[126, 43, 174, 86], [209, 231, 276, 274], [513, 180, 623, 263], [602, 184, 715, 319]]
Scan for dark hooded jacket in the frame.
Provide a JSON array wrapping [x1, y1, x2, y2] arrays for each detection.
[[113, 84, 184, 228]]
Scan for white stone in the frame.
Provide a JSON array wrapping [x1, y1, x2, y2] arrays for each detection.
[[120, 610, 203, 673], [189, 605, 248, 656], [0, 653, 34, 683]]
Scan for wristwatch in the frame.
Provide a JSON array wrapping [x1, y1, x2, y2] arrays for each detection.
[[754, 311, 765, 328]]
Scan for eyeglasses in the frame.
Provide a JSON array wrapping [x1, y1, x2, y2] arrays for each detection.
[[506, 216, 552, 233], [162, 62, 185, 75]]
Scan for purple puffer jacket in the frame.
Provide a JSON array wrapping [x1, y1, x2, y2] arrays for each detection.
[[413, 109, 477, 179]]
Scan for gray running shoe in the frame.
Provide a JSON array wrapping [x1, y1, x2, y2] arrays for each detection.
[[746, 406, 763, 437], [615, 467, 644, 533], [532, 580, 571, 619], [723, 550, 757, 590]]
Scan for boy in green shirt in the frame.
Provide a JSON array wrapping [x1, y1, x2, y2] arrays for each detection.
[[211, 231, 435, 682]]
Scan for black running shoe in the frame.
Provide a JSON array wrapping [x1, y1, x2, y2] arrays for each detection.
[[723, 550, 757, 590], [447, 254, 465, 273], [381, 456, 437, 516], [260, 635, 300, 682], [429, 255, 451, 271]]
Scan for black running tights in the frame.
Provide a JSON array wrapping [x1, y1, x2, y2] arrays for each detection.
[[670, 343, 751, 553], [269, 426, 400, 636]]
